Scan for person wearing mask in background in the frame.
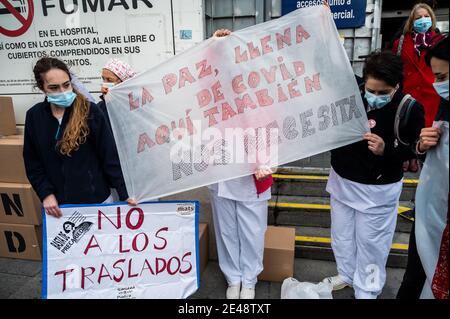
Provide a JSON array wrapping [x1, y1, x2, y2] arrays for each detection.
[[97, 58, 137, 201], [393, 3, 444, 128], [398, 36, 448, 299], [98, 58, 137, 127], [388, 0, 439, 50], [209, 28, 275, 300], [23, 57, 135, 218], [322, 51, 425, 299], [392, 3, 444, 174]]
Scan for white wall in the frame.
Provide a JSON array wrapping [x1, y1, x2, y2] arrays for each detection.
[[0, 0, 205, 125]]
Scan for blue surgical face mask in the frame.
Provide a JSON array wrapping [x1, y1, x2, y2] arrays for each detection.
[[47, 90, 76, 108], [413, 17, 432, 33], [433, 80, 449, 100], [365, 90, 394, 109]]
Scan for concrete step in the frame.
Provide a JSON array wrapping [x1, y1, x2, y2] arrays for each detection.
[[272, 170, 419, 202], [277, 166, 421, 179], [293, 226, 409, 268], [268, 195, 414, 233]]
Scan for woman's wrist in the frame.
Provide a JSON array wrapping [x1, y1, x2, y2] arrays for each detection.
[[416, 141, 427, 155]]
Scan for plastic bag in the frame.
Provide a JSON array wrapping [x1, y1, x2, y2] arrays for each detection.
[[281, 277, 333, 299]]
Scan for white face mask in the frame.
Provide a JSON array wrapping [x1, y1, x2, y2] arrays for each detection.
[[433, 79, 449, 100], [102, 82, 116, 89]]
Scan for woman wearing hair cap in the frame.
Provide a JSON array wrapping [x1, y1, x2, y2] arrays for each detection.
[[96, 58, 137, 202], [102, 58, 137, 84], [98, 58, 138, 126]]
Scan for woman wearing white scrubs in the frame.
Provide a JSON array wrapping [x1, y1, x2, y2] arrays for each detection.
[[209, 169, 273, 299], [322, 51, 425, 299], [211, 28, 274, 300]]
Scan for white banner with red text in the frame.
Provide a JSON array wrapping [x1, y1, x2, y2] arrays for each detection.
[[42, 201, 199, 299], [106, 5, 369, 202]]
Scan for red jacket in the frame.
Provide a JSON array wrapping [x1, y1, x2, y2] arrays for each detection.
[[393, 32, 444, 127]]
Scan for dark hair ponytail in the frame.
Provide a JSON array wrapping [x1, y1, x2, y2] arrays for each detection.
[[425, 35, 449, 66], [363, 50, 404, 87]]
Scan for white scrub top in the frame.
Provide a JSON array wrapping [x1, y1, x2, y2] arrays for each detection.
[[326, 168, 403, 213], [208, 175, 271, 202], [415, 121, 449, 299]]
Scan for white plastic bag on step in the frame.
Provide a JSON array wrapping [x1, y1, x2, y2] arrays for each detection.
[[281, 277, 333, 299]]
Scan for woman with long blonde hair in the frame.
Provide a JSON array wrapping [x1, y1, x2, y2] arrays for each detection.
[[393, 3, 444, 127], [23, 57, 134, 218]]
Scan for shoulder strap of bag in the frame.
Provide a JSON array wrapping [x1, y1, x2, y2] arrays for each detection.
[[394, 94, 415, 146], [396, 35, 405, 56]]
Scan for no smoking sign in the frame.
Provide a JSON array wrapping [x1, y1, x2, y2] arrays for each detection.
[[0, 0, 34, 37]]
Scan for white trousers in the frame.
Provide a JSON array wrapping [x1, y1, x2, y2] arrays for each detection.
[[330, 195, 398, 299], [209, 189, 268, 288]]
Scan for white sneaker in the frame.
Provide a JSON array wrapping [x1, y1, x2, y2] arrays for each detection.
[[226, 284, 241, 299], [240, 287, 255, 299], [322, 275, 351, 291]]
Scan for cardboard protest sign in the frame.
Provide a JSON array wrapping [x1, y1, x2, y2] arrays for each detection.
[[42, 201, 199, 299], [106, 5, 369, 202]]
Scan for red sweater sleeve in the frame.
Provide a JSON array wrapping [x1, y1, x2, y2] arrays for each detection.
[[253, 175, 273, 196]]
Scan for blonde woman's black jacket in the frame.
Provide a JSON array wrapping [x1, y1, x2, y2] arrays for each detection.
[[331, 90, 425, 185], [97, 95, 112, 129], [23, 99, 128, 204]]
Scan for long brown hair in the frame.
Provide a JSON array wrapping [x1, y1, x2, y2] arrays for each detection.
[[33, 57, 90, 156], [403, 3, 437, 34]]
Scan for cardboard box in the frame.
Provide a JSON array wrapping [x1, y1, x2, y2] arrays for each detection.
[[0, 97, 16, 136], [0, 135, 29, 183], [0, 223, 42, 261], [258, 226, 295, 282], [199, 223, 209, 275], [3, 134, 23, 139], [0, 182, 42, 225]]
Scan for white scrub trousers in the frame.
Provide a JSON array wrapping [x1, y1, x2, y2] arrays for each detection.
[[209, 189, 268, 289], [327, 168, 402, 299], [330, 195, 398, 299]]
